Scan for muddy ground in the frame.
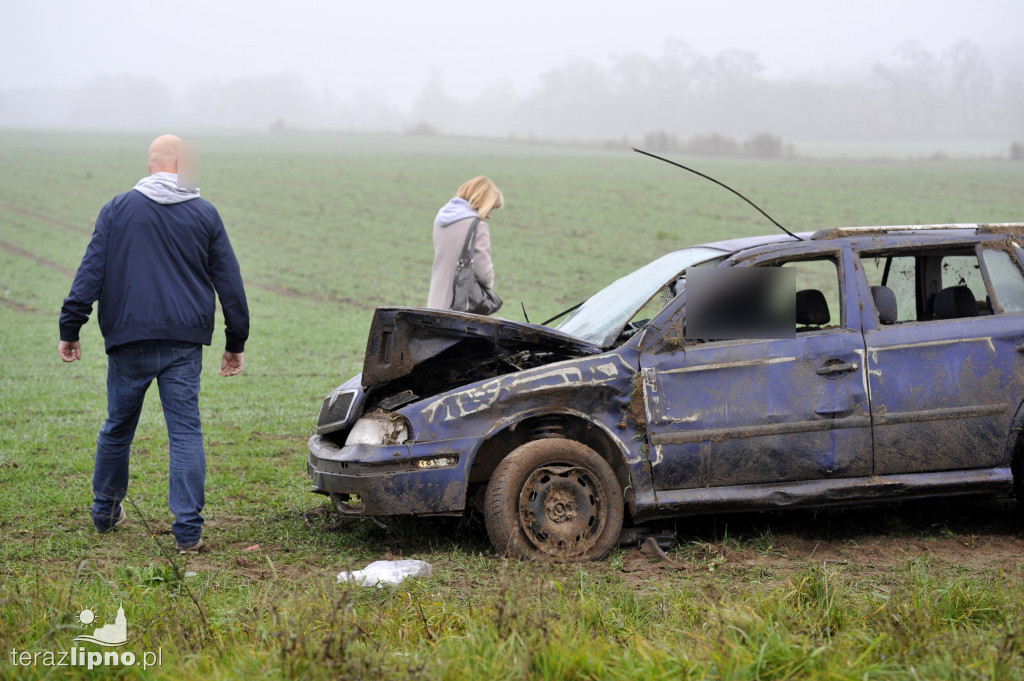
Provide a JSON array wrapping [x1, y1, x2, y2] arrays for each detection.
[[301, 495, 1024, 585], [68, 495, 1021, 587]]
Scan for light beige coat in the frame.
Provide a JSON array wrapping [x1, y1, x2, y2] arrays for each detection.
[[427, 217, 494, 309]]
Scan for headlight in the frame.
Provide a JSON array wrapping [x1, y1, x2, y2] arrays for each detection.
[[345, 412, 412, 446], [316, 388, 358, 434]]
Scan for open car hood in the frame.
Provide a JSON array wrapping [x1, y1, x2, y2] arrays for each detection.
[[362, 307, 602, 391]]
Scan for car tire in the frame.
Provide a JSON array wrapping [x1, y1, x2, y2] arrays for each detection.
[[484, 439, 624, 562]]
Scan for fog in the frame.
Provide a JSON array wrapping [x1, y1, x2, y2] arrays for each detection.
[[2, 0, 1022, 150]]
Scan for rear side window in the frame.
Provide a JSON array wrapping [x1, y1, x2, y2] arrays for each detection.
[[859, 246, 998, 322], [860, 255, 917, 323], [980, 248, 1024, 313], [939, 254, 987, 309]]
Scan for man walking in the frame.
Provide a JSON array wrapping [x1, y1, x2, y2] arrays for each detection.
[[58, 134, 249, 554]]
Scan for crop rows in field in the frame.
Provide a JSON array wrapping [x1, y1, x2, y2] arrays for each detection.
[[0, 199, 379, 318], [5, 131, 1024, 322], [3, 130, 1024, 680]]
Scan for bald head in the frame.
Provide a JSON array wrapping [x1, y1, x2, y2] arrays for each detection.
[[147, 134, 180, 174]]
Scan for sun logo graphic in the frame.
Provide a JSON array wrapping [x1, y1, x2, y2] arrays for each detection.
[[72, 606, 129, 646]]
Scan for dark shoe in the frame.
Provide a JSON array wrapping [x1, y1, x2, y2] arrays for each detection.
[[176, 537, 204, 555]]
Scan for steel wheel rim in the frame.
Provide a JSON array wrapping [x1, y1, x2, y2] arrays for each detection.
[[518, 464, 607, 557]]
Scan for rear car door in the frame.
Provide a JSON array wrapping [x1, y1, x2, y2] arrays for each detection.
[[857, 239, 1024, 474], [639, 245, 873, 491]]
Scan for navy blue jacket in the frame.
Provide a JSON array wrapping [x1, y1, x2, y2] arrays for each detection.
[[60, 189, 249, 353]]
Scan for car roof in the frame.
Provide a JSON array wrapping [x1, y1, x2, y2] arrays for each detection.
[[808, 223, 1024, 240], [698, 232, 811, 253], [695, 223, 1024, 256]]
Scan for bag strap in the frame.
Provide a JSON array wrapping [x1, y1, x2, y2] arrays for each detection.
[[454, 217, 481, 271]]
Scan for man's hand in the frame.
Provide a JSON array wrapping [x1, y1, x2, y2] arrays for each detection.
[[59, 340, 81, 363], [220, 351, 244, 376]]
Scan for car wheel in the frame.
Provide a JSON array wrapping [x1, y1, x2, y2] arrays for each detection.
[[484, 439, 623, 562]]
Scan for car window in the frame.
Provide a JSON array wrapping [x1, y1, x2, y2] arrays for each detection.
[[980, 247, 1024, 313], [859, 246, 1007, 322], [860, 254, 917, 323], [628, 283, 678, 330], [556, 247, 727, 347], [627, 257, 722, 333], [940, 254, 988, 310], [684, 267, 795, 340], [683, 256, 840, 341], [780, 258, 842, 332]]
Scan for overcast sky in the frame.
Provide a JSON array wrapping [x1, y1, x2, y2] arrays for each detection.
[[2, 0, 1022, 106]]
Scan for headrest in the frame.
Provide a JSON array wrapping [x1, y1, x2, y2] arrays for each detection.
[[796, 289, 830, 326], [934, 285, 977, 319], [871, 285, 898, 324]]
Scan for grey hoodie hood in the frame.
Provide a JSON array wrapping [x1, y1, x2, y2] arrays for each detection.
[[434, 197, 478, 227], [132, 172, 200, 205]]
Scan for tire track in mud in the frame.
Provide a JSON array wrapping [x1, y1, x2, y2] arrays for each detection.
[[1, 202, 92, 236], [0, 297, 39, 313], [1, 203, 376, 310], [244, 280, 375, 310], [0, 238, 76, 278]]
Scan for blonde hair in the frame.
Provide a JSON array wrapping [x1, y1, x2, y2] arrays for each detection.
[[457, 176, 503, 217]]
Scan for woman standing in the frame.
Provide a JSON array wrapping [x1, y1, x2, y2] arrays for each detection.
[[427, 176, 503, 311]]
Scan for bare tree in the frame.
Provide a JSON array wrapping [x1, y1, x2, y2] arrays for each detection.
[[873, 41, 944, 134], [947, 40, 993, 133]]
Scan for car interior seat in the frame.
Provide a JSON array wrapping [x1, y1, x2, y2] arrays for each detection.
[[796, 289, 829, 331], [871, 285, 898, 324], [933, 285, 978, 319]]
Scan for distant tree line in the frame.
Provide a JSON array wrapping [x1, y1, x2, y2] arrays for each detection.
[[642, 131, 792, 158], [407, 40, 1024, 142], [2, 40, 1022, 146]]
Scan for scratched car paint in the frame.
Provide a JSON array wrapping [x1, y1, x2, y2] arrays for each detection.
[[308, 223, 1024, 561]]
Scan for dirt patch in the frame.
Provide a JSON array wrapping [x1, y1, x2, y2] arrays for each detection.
[[606, 497, 1024, 587], [625, 373, 647, 433]]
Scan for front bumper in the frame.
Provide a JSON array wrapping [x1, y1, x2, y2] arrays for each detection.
[[307, 434, 480, 516]]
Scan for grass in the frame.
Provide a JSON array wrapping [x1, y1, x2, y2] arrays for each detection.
[[2, 129, 1024, 679]]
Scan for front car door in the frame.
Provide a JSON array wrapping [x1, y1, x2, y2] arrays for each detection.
[[638, 243, 873, 496]]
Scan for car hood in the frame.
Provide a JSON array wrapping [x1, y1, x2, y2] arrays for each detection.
[[362, 307, 602, 391]]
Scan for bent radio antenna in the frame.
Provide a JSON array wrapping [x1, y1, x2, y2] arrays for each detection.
[[632, 148, 803, 241]]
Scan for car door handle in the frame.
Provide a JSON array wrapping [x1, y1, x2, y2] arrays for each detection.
[[816, 361, 859, 376]]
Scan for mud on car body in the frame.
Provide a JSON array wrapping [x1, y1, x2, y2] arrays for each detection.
[[308, 223, 1024, 561]]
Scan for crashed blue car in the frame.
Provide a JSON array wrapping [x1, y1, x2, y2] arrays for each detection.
[[308, 224, 1024, 561]]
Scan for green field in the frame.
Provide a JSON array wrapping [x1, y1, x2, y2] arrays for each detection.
[[2, 130, 1024, 679]]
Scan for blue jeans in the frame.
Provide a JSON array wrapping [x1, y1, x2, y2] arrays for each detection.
[[92, 340, 205, 547]]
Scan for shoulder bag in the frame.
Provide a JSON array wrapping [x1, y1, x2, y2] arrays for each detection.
[[451, 218, 502, 315]]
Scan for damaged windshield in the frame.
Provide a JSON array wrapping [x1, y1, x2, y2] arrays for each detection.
[[555, 247, 727, 347]]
